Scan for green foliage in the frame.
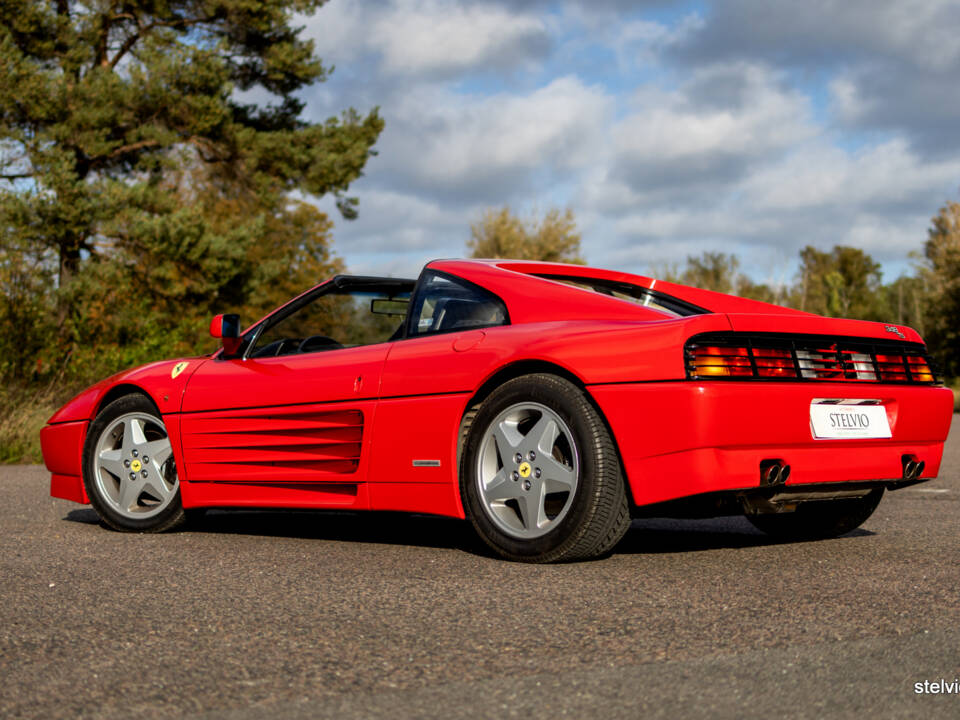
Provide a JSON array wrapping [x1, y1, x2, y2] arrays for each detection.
[[468, 206, 585, 264], [661, 251, 786, 305], [679, 252, 742, 295], [919, 202, 960, 377], [0, 0, 380, 323], [795, 245, 886, 320]]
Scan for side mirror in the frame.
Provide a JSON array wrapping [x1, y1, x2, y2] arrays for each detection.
[[210, 313, 242, 356]]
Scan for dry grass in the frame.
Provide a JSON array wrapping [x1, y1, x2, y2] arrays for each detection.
[[0, 385, 59, 464]]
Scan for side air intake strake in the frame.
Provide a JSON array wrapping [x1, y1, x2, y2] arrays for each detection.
[[685, 332, 939, 384]]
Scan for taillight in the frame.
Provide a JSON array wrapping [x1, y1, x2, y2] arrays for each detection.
[[907, 355, 935, 382], [691, 346, 752, 377], [686, 334, 939, 384], [752, 348, 797, 378], [875, 354, 907, 382]]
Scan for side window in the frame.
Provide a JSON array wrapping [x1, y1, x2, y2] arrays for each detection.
[[408, 271, 508, 337], [249, 287, 410, 358]]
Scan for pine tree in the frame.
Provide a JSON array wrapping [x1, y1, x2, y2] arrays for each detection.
[[0, 0, 382, 379]]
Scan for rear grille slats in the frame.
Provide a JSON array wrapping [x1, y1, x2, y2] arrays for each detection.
[[685, 332, 939, 385]]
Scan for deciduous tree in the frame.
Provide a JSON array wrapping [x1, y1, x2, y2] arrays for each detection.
[[796, 246, 886, 320], [919, 201, 960, 376], [468, 207, 584, 264]]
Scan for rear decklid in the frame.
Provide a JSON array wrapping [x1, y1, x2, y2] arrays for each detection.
[[723, 313, 922, 344]]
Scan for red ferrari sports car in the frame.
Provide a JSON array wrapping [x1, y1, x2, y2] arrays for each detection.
[[41, 259, 953, 561]]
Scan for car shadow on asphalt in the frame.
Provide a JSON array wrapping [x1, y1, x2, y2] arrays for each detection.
[[64, 507, 873, 558], [64, 507, 487, 553], [616, 516, 874, 555]]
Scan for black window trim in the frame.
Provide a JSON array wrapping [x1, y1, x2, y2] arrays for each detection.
[[405, 268, 511, 338]]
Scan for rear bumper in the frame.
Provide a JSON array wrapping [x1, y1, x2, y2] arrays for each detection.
[[40, 421, 89, 504], [589, 381, 954, 508]]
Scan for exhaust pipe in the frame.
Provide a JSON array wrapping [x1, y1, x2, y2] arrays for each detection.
[[901, 455, 924, 481], [760, 460, 790, 486]]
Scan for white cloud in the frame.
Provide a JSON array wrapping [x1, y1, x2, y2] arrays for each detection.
[[740, 140, 960, 213], [299, 0, 369, 65], [376, 76, 612, 196], [616, 64, 812, 164], [301, 0, 550, 78], [371, 0, 550, 76]]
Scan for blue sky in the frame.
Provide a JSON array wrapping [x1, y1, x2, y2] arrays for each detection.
[[296, 0, 960, 285]]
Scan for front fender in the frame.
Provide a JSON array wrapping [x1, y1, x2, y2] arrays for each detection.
[[44, 357, 209, 505], [47, 357, 209, 424]]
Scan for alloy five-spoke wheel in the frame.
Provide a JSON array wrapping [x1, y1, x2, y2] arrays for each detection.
[[461, 374, 631, 563], [94, 412, 178, 519], [476, 402, 579, 539], [83, 394, 187, 532]]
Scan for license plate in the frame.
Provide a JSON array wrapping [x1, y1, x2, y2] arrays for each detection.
[[810, 403, 891, 439]]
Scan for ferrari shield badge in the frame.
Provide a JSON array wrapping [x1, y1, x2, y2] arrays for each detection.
[[171, 361, 189, 379]]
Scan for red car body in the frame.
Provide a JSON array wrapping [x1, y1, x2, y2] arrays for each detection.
[[42, 259, 954, 525]]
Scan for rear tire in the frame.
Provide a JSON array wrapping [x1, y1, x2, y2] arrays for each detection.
[[82, 394, 186, 533], [460, 374, 630, 562], [745, 489, 884, 541]]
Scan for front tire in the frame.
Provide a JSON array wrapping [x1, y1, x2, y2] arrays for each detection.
[[82, 394, 186, 533], [745, 488, 884, 541], [460, 374, 630, 562]]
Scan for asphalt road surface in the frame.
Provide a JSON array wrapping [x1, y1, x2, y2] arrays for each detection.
[[3, 422, 959, 720]]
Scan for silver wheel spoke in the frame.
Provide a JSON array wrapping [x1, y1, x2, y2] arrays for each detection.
[[517, 482, 547, 531], [117, 477, 143, 511], [528, 415, 560, 456], [539, 454, 577, 493], [130, 418, 148, 445], [482, 468, 514, 497], [492, 421, 521, 462], [142, 439, 173, 468], [143, 474, 172, 501], [98, 449, 125, 481]]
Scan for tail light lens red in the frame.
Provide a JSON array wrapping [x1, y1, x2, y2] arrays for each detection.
[[752, 348, 797, 378]]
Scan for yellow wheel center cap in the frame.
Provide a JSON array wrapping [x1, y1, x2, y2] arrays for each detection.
[[130, 459, 142, 472], [518, 462, 531, 478]]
